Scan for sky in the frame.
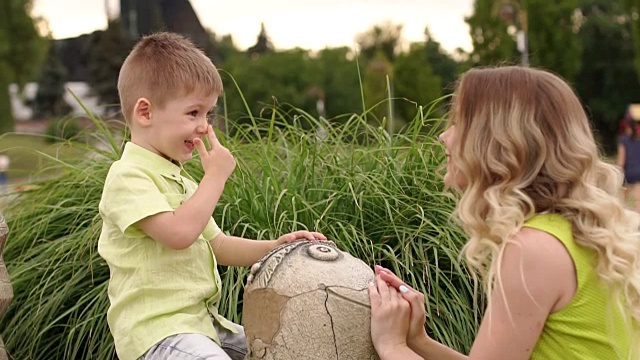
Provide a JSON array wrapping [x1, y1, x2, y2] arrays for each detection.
[[32, 0, 475, 53]]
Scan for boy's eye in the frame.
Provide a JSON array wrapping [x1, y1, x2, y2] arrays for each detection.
[[188, 110, 198, 117]]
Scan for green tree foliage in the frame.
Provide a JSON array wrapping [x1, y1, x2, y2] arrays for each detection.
[[87, 19, 133, 114], [313, 47, 362, 118], [622, 0, 640, 83], [466, 0, 519, 66], [393, 43, 442, 122], [423, 28, 464, 94], [574, 0, 640, 153], [209, 31, 241, 65], [247, 23, 274, 58], [363, 51, 394, 126], [222, 49, 318, 127], [355, 22, 403, 62], [527, 0, 582, 80], [0, 0, 45, 132], [219, 22, 455, 131], [466, 0, 582, 81], [32, 42, 71, 118]]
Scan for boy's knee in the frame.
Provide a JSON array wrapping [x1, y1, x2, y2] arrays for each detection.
[[141, 333, 233, 360], [216, 324, 247, 360]]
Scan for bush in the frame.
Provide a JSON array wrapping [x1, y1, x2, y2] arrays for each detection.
[[0, 106, 479, 359], [44, 118, 82, 143]]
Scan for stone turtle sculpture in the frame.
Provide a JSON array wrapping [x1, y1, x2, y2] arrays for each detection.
[[0, 213, 11, 360], [243, 240, 379, 360]]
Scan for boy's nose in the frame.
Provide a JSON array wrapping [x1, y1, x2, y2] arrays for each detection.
[[196, 118, 208, 134]]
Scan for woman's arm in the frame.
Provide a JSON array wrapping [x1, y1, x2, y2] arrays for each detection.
[[377, 227, 575, 360], [617, 142, 626, 169]]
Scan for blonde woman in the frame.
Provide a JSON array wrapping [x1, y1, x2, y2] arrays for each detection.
[[369, 67, 640, 360]]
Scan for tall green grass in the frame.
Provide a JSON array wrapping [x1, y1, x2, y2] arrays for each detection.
[[0, 105, 480, 359]]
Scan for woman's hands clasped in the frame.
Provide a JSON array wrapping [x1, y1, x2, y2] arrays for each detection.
[[369, 265, 431, 356]]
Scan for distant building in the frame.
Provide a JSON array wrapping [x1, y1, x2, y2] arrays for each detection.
[[10, 0, 217, 122], [120, 0, 215, 57], [10, 82, 103, 121], [55, 0, 215, 83]]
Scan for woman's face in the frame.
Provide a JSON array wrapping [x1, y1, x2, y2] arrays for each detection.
[[439, 125, 467, 189]]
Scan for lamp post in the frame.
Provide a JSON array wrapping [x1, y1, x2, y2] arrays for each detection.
[[499, 1, 529, 67]]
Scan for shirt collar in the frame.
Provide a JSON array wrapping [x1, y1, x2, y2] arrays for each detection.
[[121, 142, 183, 177]]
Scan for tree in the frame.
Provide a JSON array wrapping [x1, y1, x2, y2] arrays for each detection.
[[355, 22, 403, 62], [363, 51, 394, 127], [393, 43, 442, 122], [573, 0, 640, 153], [0, 0, 45, 132], [465, 0, 582, 81], [87, 19, 133, 115], [32, 42, 71, 118], [314, 47, 362, 118], [622, 0, 640, 83], [209, 31, 241, 65], [527, 0, 582, 80], [222, 48, 318, 127], [423, 28, 464, 94], [465, 0, 519, 66], [247, 23, 274, 58]]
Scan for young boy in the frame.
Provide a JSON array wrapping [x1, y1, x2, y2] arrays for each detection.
[[97, 32, 326, 360]]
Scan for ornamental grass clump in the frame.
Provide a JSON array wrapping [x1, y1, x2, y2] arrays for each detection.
[[0, 103, 479, 359]]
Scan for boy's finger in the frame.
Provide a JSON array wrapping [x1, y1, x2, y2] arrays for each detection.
[[207, 125, 220, 147], [193, 138, 208, 156]]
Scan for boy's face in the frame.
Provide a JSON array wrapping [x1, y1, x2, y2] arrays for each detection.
[[134, 91, 218, 163]]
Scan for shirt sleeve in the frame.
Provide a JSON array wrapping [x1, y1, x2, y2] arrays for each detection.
[[202, 217, 222, 241], [618, 135, 629, 146], [100, 164, 175, 238]]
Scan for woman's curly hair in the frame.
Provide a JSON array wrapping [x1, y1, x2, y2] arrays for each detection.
[[448, 66, 640, 347]]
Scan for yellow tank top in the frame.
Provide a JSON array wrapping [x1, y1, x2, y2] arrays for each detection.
[[524, 214, 638, 360]]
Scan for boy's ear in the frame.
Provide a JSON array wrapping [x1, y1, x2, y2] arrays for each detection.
[[133, 98, 152, 127]]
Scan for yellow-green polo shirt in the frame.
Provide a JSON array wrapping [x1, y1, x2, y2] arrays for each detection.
[[98, 142, 237, 360]]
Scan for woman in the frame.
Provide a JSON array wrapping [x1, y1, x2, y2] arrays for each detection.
[[369, 67, 640, 360]]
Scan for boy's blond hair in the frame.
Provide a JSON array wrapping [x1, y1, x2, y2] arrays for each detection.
[[117, 32, 223, 123]]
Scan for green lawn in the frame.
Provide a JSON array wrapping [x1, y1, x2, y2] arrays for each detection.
[[0, 133, 84, 185]]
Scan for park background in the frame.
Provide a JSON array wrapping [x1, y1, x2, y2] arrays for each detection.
[[1, 0, 639, 359]]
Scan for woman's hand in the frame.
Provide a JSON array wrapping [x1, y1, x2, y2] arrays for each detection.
[[375, 265, 431, 351], [369, 275, 412, 358]]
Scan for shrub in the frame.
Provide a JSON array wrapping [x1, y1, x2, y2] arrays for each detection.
[[0, 106, 479, 359], [44, 118, 82, 143]]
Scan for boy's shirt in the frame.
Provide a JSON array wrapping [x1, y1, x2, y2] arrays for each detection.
[[98, 142, 237, 360]]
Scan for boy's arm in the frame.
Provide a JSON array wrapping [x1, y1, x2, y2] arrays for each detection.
[[136, 174, 227, 250], [138, 125, 236, 250], [210, 230, 327, 267], [209, 234, 276, 267]]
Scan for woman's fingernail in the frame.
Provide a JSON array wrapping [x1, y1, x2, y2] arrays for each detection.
[[399, 285, 409, 293]]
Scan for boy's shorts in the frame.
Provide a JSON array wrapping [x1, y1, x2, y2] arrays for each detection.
[[138, 321, 247, 360]]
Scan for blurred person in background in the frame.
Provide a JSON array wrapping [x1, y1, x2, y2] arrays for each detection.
[[617, 105, 640, 213]]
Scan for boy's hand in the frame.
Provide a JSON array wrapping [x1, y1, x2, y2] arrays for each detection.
[[275, 231, 327, 246], [193, 125, 236, 181]]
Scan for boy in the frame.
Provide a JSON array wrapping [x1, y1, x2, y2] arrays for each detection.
[[97, 32, 326, 360]]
